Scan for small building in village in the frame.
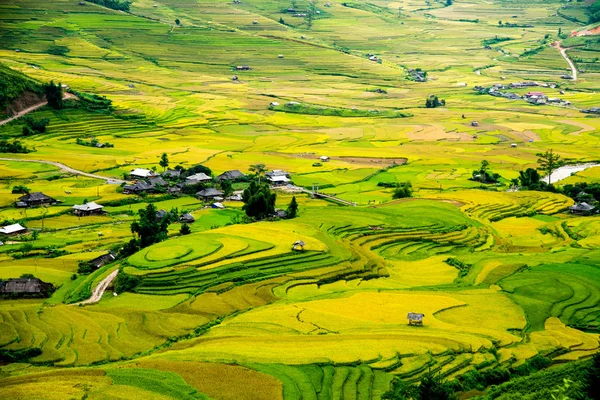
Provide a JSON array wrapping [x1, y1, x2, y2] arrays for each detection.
[[0, 277, 55, 298], [570, 202, 595, 215], [89, 252, 117, 269], [16, 192, 55, 208], [162, 169, 181, 179], [129, 168, 157, 179], [196, 188, 224, 201], [407, 312, 425, 326], [268, 175, 291, 186], [123, 181, 153, 194], [216, 170, 246, 181], [320, 156, 330, 162], [186, 173, 212, 184], [180, 213, 195, 223], [0, 223, 27, 236], [72, 201, 104, 216]]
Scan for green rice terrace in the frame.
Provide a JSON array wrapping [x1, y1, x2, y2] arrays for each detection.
[[1, 0, 600, 399]]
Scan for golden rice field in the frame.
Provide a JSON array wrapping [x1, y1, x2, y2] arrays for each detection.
[[1, 0, 600, 398]]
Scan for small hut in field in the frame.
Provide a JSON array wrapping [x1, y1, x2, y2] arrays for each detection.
[[407, 312, 424, 326]]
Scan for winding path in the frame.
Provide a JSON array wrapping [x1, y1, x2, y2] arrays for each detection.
[[0, 93, 76, 126], [74, 269, 119, 306], [555, 42, 577, 81], [0, 157, 125, 183]]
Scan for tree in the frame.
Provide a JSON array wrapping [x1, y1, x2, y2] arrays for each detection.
[[175, 18, 180, 25], [11, 185, 30, 194], [446, 0, 452, 5], [518, 168, 541, 188], [44, 81, 63, 109], [480, 160, 490, 173], [416, 373, 457, 400], [287, 196, 298, 218], [306, 0, 317, 29], [159, 152, 169, 171], [220, 179, 233, 198], [114, 273, 140, 294], [242, 181, 276, 220], [498, 20, 502, 26], [588, 352, 600, 399], [130, 203, 169, 248], [180, 223, 191, 235], [249, 163, 267, 184], [425, 95, 445, 108], [537, 149, 565, 185], [392, 182, 413, 199]]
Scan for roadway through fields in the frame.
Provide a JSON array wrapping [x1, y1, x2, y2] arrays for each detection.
[[74, 269, 119, 306], [0, 157, 125, 184], [555, 42, 577, 80], [0, 93, 76, 126]]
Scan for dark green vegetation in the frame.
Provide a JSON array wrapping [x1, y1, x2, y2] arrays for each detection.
[[0, 62, 41, 112]]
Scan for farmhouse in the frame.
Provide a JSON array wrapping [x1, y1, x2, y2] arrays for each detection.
[[266, 169, 290, 179], [196, 188, 224, 201], [320, 156, 331, 162], [180, 213, 195, 223], [216, 170, 246, 181], [407, 312, 424, 326], [186, 173, 212, 184], [268, 175, 291, 185], [0, 223, 27, 236], [211, 202, 225, 209], [17, 192, 55, 208], [471, 121, 479, 127], [292, 240, 305, 250], [72, 201, 104, 216], [524, 91, 545, 99], [0, 277, 55, 298], [162, 169, 181, 179], [129, 168, 157, 179], [123, 181, 153, 194], [235, 66, 251, 71], [570, 202, 595, 215], [88, 252, 117, 269], [156, 209, 169, 220]]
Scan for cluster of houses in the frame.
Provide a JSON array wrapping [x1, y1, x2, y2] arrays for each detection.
[[581, 107, 600, 114], [473, 81, 571, 107]]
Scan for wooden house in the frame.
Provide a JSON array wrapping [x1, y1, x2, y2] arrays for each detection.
[[407, 312, 424, 326], [17, 192, 55, 208]]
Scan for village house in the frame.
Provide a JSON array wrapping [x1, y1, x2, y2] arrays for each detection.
[[407, 312, 425, 326], [88, 252, 117, 269], [185, 173, 212, 184], [16, 192, 55, 208], [216, 170, 246, 181], [196, 188, 224, 201], [122, 181, 153, 194], [0, 223, 27, 236], [148, 176, 168, 190], [320, 156, 331, 162], [0, 277, 55, 298], [129, 168, 157, 179], [162, 169, 181, 179], [235, 66, 251, 71], [156, 209, 169, 220], [570, 202, 595, 215], [268, 175, 291, 186], [211, 202, 225, 209], [72, 201, 104, 216], [180, 213, 195, 223]]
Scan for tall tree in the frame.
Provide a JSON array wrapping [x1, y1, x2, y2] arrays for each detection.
[[44, 81, 63, 109], [159, 152, 169, 171], [220, 179, 233, 198], [130, 203, 169, 248], [537, 149, 565, 185], [249, 163, 267, 184], [242, 181, 276, 220], [305, 0, 317, 29], [286, 196, 298, 218]]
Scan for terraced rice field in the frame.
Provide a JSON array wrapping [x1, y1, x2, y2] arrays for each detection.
[[1, 0, 600, 398]]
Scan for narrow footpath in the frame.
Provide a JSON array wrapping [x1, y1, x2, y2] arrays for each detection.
[[555, 42, 578, 81], [74, 269, 119, 306]]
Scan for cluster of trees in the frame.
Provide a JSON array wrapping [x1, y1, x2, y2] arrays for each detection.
[[589, 0, 600, 23], [119, 204, 173, 258], [0, 62, 42, 111], [43, 81, 63, 110], [383, 372, 457, 400], [72, 91, 113, 114], [76, 137, 114, 148], [22, 115, 49, 136], [0, 139, 30, 154], [511, 150, 565, 191], [85, 0, 131, 11], [425, 95, 445, 108], [392, 182, 413, 199], [242, 181, 277, 220], [471, 160, 501, 184]]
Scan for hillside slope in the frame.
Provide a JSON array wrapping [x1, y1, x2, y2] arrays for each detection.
[[0, 63, 43, 117]]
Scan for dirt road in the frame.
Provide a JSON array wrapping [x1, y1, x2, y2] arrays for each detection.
[[555, 42, 577, 81], [0, 157, 125, 183], [75, 269, 119, 306], [0, 93, 76, 126]]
